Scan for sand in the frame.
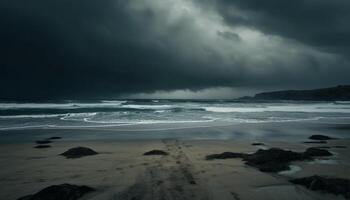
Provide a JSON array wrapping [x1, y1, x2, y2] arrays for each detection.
[[0, 138, 349, 200]]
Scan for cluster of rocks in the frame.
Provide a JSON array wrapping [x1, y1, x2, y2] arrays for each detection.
[[206, 134, 350, 199], [303, 134, 347, 149], [303, 134, 337, 144], [206, 147, 332, 172], [34, 136, 62, 148], [206, 134, 342, 173]]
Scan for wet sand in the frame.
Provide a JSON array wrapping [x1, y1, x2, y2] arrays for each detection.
[[0, 137, 349, 200]]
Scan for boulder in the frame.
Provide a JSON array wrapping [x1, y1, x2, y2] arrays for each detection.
[[290, 176, 350, 199], [304, 147, 333, 157], [17, 183, 95, 200], [206, 152, 247, 160], [252, 143, 265, 146], [303, 141, 327, 144], [35, 140, 52, 144], [143, 150, 168, 156], [34, 145, 51, 149], [333, 146, 347, 149], [47, 137, 62, 140], [309, 135, 335, 140], [243, 148, 310, 172], [313, 146, 331, 149], [60, 147, 98, 159]]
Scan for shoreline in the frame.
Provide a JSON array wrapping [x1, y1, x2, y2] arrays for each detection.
[[1, 120, 350, 144]]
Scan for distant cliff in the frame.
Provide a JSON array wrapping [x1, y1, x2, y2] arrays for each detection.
[[247, 85, 350, 101]]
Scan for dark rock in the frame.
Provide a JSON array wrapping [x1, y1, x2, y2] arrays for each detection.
[[252, 143, 265, 146], [290, 176, 350, 199], [243, 148, 310, 172], [303, 141, 327, 144], [60, 147, 98, 159], [47, 137, 62, 140], [304, 147, 333, 157], [206, 147, 334, 173], [34, 145, 51, 149], [314, 146, 331, 149], [333, 146, 347, 149], [35, 140, 52, 144], [309, 135, 335, 140], [189, 180, 196, 185], [206, 152, 247, 160], [143, 150, 168, 156], [17, 183, 95, 200], [250, 161, 291, 172]]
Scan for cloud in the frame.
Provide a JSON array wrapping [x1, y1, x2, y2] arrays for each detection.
[[215, 0, 350, 56], [0, 0, 349, 100]]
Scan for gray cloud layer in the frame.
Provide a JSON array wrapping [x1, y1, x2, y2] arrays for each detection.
[[0, 0, 349, 100]]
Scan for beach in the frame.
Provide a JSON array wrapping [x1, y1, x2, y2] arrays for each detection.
[[1, 121, 349, 200], [3, 0, 350, 198]]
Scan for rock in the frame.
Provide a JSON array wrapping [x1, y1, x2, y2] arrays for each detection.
[[143, 150, 168, 156], [17, 183, 95, 200], [314, 146, 331, 149], [243, 148, 310, 172], [303, 141, 327, 144], [290, 176, 350, 199], [206, 152, 247, 160], [47, 136, 62, 140], [304, 147, 333, 157], [252, 143, 265, 146], [333, 146, 347, 149], [35, 140, 52, 144], [34, 145, 51, 149], [60, 147, 98, 159], [309, 135, 335, 140], [206, 147, 334, 173]]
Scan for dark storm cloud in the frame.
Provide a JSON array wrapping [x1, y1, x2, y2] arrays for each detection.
[[215, 0, 350, 56], [0, 0, 349, 100], [0, 0, 242, 100]]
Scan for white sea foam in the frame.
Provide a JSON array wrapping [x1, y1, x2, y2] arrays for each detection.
[[0, 101, 126, 110], [0, 114, 63, 119], [218, 116, 322, 123], [335, 101, 350, 104], [154, 110, 167, 113], [121, 104, 174, 110], [203, 104, 350, 113], [83, 117, 214, 124], [60, 112, 98, 121], [101, 100, 127, 104]]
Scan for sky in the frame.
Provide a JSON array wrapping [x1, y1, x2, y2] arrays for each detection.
[[1, 0, 350, 100]]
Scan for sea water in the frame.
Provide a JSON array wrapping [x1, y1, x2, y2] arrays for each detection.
[[1, 100, 350, 130]]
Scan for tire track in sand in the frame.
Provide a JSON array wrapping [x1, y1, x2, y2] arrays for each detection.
[[114, 139, 210, 200]]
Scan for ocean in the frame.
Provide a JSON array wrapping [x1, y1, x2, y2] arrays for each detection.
[[1, 100, 350, 131]]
